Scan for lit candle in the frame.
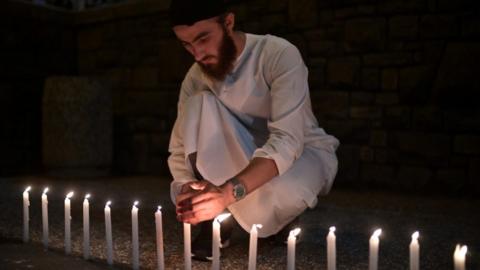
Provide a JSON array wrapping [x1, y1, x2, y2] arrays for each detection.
[[155, 206, 165, 270], [131, 201, 140, 270], [248, 224, 262, 270], [104, 201, 113, 265], [183, 223, 191, 270], [64, 191, 74, 254], [212, 213, 232, 270], [41, 188, 49, 249], [369, 229, 382, 270], [83, 194, 91, 260], [409, 231, 419, 270], [327, 226, 336, 270], [22, 186, 31, 243], [287, 227, 301, 270], [453, 244, 467, 270]]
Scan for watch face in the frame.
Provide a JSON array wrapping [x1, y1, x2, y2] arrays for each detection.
[[234, 184, 246, 199]]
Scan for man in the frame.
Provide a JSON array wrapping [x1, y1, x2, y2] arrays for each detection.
[[168, 0, 339, 261]]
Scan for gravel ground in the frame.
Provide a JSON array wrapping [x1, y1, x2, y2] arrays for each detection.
[[0, 176, 479, 270]]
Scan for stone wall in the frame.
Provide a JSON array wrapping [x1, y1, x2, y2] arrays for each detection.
[[3, 0, 479, 194], [0, 1, 77, 175]]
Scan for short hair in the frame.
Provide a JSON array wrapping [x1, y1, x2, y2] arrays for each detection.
[[169, 0, 227, 27]]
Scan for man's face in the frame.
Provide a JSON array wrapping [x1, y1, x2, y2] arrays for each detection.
[[173, 16, 237, 81]]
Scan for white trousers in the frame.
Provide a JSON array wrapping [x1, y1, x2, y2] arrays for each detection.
[[181, 91, 338, 237]]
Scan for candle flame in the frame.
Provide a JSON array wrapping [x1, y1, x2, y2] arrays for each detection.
[[372, 228, 382, 238], [85, 194, 91, 199], [289, 227, 301, 238], [157, 205, 162, 211], [66, 191, 74, 199], [412, 231, 419, 241], [133, 201, 139, 207], [215, 213, 231, 223], [329, 226, 336, 233], [43, 187, 49, 194], [24, 186, 31, 193], [105, 201, 111, 207], [455, 245, 468, 257]]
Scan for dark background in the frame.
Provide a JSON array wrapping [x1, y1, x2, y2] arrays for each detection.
[[1, 0, 479, 195]]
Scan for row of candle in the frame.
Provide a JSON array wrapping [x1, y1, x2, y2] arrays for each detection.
[[22, 186, 469, 270]]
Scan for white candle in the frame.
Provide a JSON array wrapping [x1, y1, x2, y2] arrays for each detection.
[[22, 186, 31, 243], [248, 224, 262, 270], [83, 194, 91, 260], [212, 213, 232, 270], [183, 223, 191, 270], [409, 231, 419, 270], [155, 206, 165, 270], [131, 201, 140, 270], [453, 244, 467, 270], [369, 229, 382, 270], [327, 226, 336, 270], [104, 201, 113, 265], [64, 191, 74, 254], [287, 227, 301, 270], [42, 188, 49, 249]]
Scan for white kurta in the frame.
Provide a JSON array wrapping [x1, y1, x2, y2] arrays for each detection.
[[168, 33, 340, 237]]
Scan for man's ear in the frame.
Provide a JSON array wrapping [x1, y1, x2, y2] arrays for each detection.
[[224, 12, 235, 33]]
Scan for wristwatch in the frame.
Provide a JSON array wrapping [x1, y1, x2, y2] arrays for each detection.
[[229, 177, 246, 201]]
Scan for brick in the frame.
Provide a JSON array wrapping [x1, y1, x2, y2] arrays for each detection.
[[350, 106, 382, 119], [361, 68, 379, 90], [383, 106, 411, 129], [389, 15, 419, 40], [397, 166, 432, 190], [327, 57, 360, 86], [311, 91, 349, 119], [444, 109, 480, 132], [288, 0, 317, 28], [468, 158, 480, 193], [131, 67, 159, 89], [376, 93, 399, 105], [364, 53, 412, 67], [381, 69, 398, 91], [398, 66, 433, 104], [360, 146, 374, 162], [351, 92, 375, 106], [370, 130, 387, 147], [454, 135, 480, 155], [420, 15, 458, 39], [345, 18, 386, 52], [393, 131, 450, 159], [378, 0, 428, 14], [361, 164, 395, 185], [412, 106, 443, 131], [335, 145, 360, 185], [437, 168, 467, 191]]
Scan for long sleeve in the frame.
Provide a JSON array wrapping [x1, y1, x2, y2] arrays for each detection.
[[167, 70, 197, 203], [252, 45, 309, 175]]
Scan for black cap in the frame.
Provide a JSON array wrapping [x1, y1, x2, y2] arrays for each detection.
[[169, 0, 227, 27]]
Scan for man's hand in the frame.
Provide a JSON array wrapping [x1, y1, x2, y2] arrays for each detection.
[[176, 180, 235, 225]]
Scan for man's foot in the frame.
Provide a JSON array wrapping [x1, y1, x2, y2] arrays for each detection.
[[271, 216, 302, 245], [191, 217, 234, 261]]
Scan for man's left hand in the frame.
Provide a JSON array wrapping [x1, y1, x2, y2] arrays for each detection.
[[177, 180, 235, 225]]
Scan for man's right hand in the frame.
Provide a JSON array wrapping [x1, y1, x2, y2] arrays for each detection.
[[175, 181, 208, 220]]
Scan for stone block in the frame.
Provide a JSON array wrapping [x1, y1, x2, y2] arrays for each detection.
[[392, 131, 450, 159], [378, 0, 428, 14], [381, 68, 398, 91], [327, 57, 360, 86], [375, 92, 399, 105], [420, 15, 458, 39], [412, 106, 443, 131], [335, 144, 360, 185], [360, 146, 374, 162], [345, 18, 386, 52], [288, 0, 317, 28], [361, 164, 395, 186], [444, 109, 480, 132], [131, 67, 159, 89], [383, 106, 411, 128], [397, 166, 432, 190], [398, 66, 433, 104], [389, 15, 419, 40], [351, 92, 375, 106], [462, 15, 480, 37], [77, 28, 103, 51], [361, 68, 379, 90], [370, 130, 387, 147], [311, 91, 349, 119], [324, 119, 371, 144], [468, 158, 480, 193], [308, 40, 339, 56], [350, 106, 382, 119], [436, 168, 467, 192], [364, 53, 412, 67], [454, 135, 480, 155]]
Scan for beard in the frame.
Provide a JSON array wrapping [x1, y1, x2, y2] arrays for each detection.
[[198, 27, 237, 81]]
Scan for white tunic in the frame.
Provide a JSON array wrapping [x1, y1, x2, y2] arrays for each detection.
[[168, 33, 340, 236]]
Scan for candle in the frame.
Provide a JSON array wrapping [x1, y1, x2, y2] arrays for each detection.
[[183, 223, 191, 270], [155, 206, 165, 270], [287, 227, 301, 270], [104, 201, 113, 265], [212, 213, 232, 270], [64, 191, 74, 254], [42, 188, 49, 249], [327, 226, 336, 270], [22, 186, 31, 243], [453, 244, 467, 270], [369, 229, 382, 270], [409, 231, 419, 270], [83, 194, 91, 260], [131, 201, 140, 270], [248, 224, 262, 270]]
